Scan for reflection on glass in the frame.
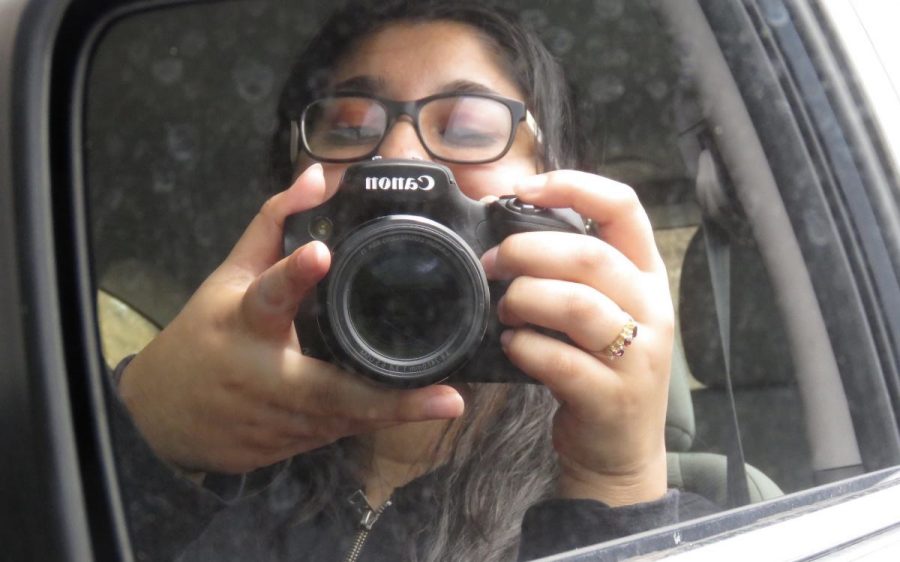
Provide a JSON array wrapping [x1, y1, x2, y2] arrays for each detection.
[[97, 291, 160, 370], [82, 0, 893, 560]]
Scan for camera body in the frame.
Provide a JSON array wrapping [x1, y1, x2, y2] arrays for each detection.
[[284, 159, 584, 387]]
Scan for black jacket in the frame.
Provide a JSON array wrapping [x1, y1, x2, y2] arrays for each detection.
[[106, 374, 718, 561]]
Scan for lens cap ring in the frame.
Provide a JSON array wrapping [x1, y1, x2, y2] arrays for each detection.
[[321, 216, 490, 387]]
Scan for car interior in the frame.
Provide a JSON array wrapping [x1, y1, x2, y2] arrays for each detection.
[[85, 0, 894, 531]]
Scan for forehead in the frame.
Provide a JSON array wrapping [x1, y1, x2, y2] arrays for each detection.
[[330, 21, 523, 100]]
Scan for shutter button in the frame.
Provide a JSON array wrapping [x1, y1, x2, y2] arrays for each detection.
[[507, 197, 538, 214]]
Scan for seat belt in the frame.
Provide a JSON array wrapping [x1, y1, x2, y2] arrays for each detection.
[[697, 150, 751, 508]]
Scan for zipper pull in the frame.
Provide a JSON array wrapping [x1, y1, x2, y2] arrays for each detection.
[[347, 489, 391, 530], [359, 509, 379, 531]]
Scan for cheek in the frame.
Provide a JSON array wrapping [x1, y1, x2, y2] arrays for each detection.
[[450, 159, 537, 201]]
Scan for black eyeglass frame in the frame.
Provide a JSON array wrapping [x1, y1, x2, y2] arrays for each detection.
[[292, 91, 531, 165]]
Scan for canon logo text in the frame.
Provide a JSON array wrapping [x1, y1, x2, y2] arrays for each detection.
[[365, 175, 436, 191]]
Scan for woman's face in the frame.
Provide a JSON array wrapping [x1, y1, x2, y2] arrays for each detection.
[[298, 20, 539, 200]]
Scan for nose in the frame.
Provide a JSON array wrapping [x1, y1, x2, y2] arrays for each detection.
[[376, 118, 430, 161]]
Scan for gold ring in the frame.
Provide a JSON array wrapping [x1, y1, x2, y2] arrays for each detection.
[[601, 318, 638, 359]]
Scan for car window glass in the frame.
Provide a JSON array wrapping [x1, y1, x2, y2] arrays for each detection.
[[83, 0, 900, 559]]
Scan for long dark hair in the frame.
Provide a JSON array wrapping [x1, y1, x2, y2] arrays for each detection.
[[273, 2, 578, 560]]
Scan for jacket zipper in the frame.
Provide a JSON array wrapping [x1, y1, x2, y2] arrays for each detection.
[[343, 490, 391, 562]]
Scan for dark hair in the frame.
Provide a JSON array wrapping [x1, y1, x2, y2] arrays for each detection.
[[270, 0, 578, 188], [274, 2, 569, 560]]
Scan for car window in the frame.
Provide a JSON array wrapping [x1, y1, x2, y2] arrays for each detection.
[[820, 0, 900, 175], [79, 0, 900, 559]]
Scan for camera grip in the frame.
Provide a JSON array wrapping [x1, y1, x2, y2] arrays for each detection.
[[488, 195, 585, 239]]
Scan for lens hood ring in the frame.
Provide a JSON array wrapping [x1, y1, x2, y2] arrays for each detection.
[[320, 215, 489, 387]]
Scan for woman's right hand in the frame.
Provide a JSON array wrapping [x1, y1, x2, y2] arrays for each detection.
[[118, 164, 465, 475]]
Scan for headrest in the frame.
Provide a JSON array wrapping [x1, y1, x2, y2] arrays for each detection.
[[679, 229, 794, 389]]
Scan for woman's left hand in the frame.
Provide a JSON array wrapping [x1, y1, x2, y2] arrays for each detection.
[[481, 170, 673, 507]]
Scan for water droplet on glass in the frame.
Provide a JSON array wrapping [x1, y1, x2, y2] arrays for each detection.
[[594, 0, 624, 19], [252, 108, 278, 135], [602, 47, 630, 68], [179, 30, 207, 57], [233, 57, 275, 103], [152, 167, 176, 193], [166, 124, 197, 163], [520, 9, 549, 31], [544, 26, 575, 55], [589, 76, 626, 103], [151, 58, 183, 85], [126, 41, 149, 64]]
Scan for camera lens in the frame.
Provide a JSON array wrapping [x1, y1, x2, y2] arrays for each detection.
[[322, 216, 489, 386], [348, 241, 464, 358]]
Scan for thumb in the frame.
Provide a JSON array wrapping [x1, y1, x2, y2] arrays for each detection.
[[240, 240, 331, 339], [229, 163, 327, 274]]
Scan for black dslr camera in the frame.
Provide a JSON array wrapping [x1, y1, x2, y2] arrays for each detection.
[[284, 159, 584, 387]]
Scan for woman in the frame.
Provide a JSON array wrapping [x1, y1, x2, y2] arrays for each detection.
[[111, 1, 714, 560]]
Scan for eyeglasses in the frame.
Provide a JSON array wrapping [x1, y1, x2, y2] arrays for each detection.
[[291, 92, 539, 164]]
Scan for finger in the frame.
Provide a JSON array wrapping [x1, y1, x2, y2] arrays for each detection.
[[499, 277, 632, 353], [513, 170, 663, 274], [228, 163, 327, 274], [235, 412, 385, 454], [482, 232, 653, 318], [225, 392, 398, 444], [240, 241, 331, 338], [276, 352, 466, 423], [289, 415, 396, 442], [500, 328, 619, 418]]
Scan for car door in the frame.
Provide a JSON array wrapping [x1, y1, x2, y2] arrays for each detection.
[[2, 0, 900, 560]]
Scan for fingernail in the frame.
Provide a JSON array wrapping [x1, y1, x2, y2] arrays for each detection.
[[422, 392, 464, 418], [481, 246, 511, 281], [514, 175, 546, 198], [294, 242, 331, 279], [496, 297, 508, 324], [480, 246, 499, 276], [301, 240, 325, 264], [500, 329, 513, 349], [293, 162, 322, 185]]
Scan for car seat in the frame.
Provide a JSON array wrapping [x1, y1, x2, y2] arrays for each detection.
[[665, 328, 784, 506], [676, 224, 815, 495]]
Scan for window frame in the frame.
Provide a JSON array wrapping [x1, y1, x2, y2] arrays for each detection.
[[2, 0, 899, 560]]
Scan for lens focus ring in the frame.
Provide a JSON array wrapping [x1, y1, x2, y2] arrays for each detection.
[[320, 216, 489, 387]]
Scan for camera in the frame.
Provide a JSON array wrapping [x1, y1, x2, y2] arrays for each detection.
[[283, 159, 585, 387]]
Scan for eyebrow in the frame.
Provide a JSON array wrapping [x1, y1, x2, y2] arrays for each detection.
[[331, 75, 385, 93], [330, 76, 502, 97], [437, 80, 499, 96]]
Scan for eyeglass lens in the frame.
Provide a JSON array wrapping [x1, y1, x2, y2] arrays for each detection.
[[302, 96, 515, 162]]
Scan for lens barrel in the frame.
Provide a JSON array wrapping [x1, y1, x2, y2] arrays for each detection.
[[321, 216, 489, 386]]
